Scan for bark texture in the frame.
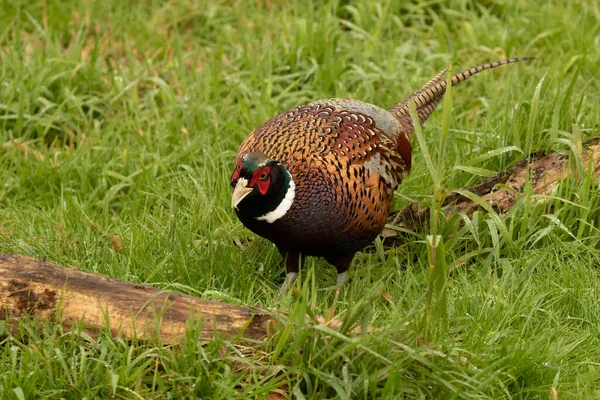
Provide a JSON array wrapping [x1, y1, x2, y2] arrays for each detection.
[[384, 137, 600, 241], [0, 253, 274, 343]]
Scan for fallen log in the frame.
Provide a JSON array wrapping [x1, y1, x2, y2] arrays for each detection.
[[0, 253, 275, 343], [385, 137, 600, 239]]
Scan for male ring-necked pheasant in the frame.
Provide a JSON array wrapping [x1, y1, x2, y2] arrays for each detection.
[[231, 57, 530, 300]]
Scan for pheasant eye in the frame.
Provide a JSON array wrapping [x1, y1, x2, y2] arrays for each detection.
[[259, 171, 269, 181]]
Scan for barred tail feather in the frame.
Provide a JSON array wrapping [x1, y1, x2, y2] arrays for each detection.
[[390, 57, 535, 135]]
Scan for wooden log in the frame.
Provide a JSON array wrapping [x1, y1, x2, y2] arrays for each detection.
[[384, 137, 600, 241], [0, 253, 275, 343]]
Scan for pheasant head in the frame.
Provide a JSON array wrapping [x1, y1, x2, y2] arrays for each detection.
[[230, 152, 296, 223]]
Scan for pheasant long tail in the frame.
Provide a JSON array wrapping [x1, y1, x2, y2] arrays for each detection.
[[389, 57, 534, 135]]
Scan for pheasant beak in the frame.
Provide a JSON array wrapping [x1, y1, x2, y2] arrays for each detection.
[[231, 179, 253, 210]]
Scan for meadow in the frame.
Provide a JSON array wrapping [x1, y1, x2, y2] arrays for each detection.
[[1, 0, 600, 398]]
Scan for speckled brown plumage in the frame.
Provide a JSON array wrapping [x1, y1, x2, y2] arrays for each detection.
[[230, 57, 531, 297]]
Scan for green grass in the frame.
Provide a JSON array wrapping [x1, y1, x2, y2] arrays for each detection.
[[1, 0, 600, 398]]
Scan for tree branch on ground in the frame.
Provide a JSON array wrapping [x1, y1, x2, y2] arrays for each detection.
[[383, 137, 600, 244]]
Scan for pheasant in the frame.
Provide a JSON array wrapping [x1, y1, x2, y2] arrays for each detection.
[[231, 57, 531, 300]]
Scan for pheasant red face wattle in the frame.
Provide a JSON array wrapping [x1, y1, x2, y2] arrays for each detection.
[[250, 167, 272, 195]]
